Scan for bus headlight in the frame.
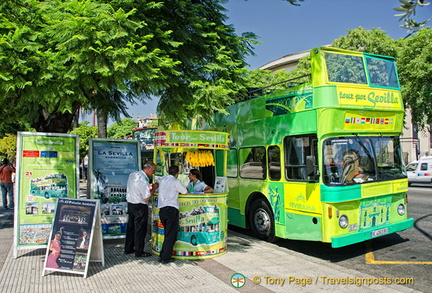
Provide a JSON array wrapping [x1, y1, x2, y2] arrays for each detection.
[[397, 204, 405, 216], [339, 215, 349, 229]]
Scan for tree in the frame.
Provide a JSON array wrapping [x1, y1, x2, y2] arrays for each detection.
[[331, 27, 398, 57], [69, 122, 98, 160], [394, 0, 431, 37], [397, 28, 432, 128], [107, 118, 137, 139], [0, 133, 17, 162], [1, 0, 262, 135]]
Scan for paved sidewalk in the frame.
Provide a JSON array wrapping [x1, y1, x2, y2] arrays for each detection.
[[0, 183, 421, 292]]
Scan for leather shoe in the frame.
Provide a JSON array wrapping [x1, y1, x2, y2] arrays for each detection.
[[135, 252, 151, 257], [124, 250, 135, 255], [161, 258, 175, 264]]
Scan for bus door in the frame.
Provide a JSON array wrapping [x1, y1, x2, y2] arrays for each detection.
[[283, 135, 322, 241]]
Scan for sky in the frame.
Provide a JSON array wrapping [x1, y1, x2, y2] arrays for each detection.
[[99, 0, 431, 125]]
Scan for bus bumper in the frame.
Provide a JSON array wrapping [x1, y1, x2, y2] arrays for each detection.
[[331, 218, 414, 248]]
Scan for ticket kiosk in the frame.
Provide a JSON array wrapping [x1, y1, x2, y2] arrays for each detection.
[[151, 130, 229, 259]]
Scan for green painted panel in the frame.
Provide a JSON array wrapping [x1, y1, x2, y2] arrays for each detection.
[[284, 212, 322, 241], [331, 218, 413, 248], [321, 184, 361, 202], [228, 207, 246, 228]]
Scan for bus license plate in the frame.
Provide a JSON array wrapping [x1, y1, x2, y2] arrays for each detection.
[[371, 228, 388, 238]]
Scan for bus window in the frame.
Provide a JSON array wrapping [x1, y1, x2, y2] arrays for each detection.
[[268, 145, 281, 181], [284, 135, 317, 181], [227, 149, 238, 178], [373, 137, 405, 180], [323, 136, 405, 185], [325, 52, 367, 84], [366, 57, 399, 88], [239, 147, 266, 179]]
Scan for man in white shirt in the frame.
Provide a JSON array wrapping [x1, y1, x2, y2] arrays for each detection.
[[157, 165, 187, 263], [124, 162, 157, 257]]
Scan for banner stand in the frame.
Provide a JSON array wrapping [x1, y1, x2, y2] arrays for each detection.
[[42, 199, 104, 278], [13, 132, 80, 259]]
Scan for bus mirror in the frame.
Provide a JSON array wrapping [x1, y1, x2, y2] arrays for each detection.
[[306, 156, 316, 176]]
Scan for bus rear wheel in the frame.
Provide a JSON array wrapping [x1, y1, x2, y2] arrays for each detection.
[[249, 199, 275, 242]]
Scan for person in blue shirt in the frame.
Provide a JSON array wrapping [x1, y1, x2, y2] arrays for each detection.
[[187, 169, 213, 194]]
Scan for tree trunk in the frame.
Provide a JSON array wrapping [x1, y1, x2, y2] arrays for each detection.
[[72, 107, 80, 130], [97, 109, 108, 138], [34, 106, 79, 133]]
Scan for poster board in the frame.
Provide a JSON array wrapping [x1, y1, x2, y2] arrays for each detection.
[[42, 198, 104, 278], [88, 139, 141, 238], [13, 132, 79, 258], [214, 177, 228, 193]]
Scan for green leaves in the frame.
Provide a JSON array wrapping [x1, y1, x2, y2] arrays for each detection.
[[397, 28, 432, 128], [0, 0, 257, 132], [394, 0, 431, 37]]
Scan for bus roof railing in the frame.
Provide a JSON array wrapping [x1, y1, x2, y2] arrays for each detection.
[[245, 74, 310, 101]]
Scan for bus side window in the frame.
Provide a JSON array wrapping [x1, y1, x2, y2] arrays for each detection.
[[268, 145, 281, 181], [284, 135, 317, 181], [239, 147, 266, 179]]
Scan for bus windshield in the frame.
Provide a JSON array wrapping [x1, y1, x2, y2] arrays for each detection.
[[323, 136, 405, 185], [132, 128, 157, 150]]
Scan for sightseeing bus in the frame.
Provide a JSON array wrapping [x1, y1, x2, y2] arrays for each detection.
[[30, 174, 68, 199], [201, 47, 413, 248], [132, 127, 157, 165], [177, 205, 222, 246]]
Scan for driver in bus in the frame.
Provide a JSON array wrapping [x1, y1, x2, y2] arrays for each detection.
[[187, 169, 214, 194], [342, 150, 369, 183]]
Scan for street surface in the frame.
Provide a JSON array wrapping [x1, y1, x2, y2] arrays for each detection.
[[230, 184, 431, 292]]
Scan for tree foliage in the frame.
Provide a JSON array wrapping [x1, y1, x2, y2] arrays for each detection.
[[69, 122, 98, 159], [394, 0, 431, 37], [0, 133, 17, 162], [397, 28, 432, 128], [331, 27, 398, 57], [0, 0, 263, 134], [107, 118, 137, 139]]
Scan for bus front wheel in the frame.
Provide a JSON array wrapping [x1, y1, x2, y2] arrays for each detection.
[[249, 199, 275, 242]]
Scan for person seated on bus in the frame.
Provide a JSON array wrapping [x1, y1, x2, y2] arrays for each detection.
[[342, 149, 369, 183], [187, 169, 214, 194]]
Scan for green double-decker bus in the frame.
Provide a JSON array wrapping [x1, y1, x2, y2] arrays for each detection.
[[199, 47, 413, 248], [30, 174, 68, 199]]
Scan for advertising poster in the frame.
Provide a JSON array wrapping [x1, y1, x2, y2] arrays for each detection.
[[42, 198, 103, 278], [88, 139, 140, 238], [152, 194, 228, 259], [14, 132, 79, 256]]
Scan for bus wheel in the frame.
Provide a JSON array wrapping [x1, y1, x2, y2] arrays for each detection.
[[190, 235, 198, 246], [44, 192, 50, 199], [249, 199, 275, 242]]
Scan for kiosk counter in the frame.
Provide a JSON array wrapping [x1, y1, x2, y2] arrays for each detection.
[[151, 130, 229, 259]]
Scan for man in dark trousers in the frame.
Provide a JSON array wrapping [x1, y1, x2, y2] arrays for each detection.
[[0, 158, 16, 210], [124, 162, 157, 257], [157, 165, 187, 263]]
